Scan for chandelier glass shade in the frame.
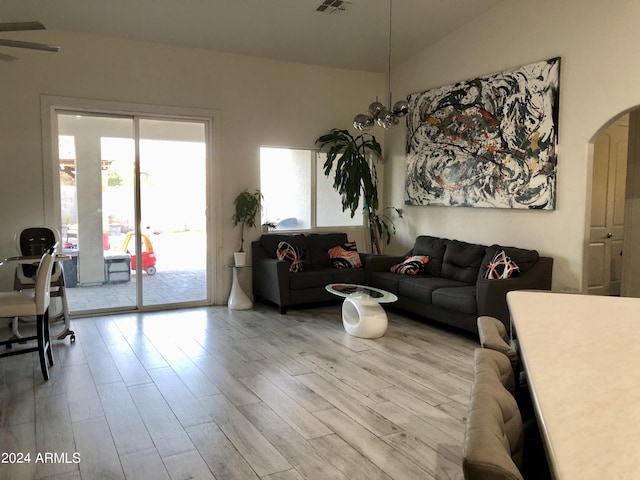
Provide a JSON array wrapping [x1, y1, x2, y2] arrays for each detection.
[[353, 97, 409, 130], [353, 0, 409, 131]]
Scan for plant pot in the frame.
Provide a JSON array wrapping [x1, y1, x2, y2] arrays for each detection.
[[234, 252, 247, 266]]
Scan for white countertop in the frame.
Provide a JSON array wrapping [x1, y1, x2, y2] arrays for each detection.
[[507, 291, 640, 480]]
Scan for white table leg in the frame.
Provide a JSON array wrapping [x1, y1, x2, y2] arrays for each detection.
[[342, 297, 388, 338], [228, 267, 252, 310]]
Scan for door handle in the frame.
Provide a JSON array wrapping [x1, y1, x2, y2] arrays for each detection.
[[607, 233, 613, 239]]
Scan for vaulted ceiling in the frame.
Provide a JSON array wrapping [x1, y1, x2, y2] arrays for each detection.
[[1, 0, 503, 71]]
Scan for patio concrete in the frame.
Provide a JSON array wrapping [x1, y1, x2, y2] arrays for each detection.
[[64, 267, 207, 312]]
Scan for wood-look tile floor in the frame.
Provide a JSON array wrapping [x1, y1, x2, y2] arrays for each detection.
[[0, 303, 478, 480]]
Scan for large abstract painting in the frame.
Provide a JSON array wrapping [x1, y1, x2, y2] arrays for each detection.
[[405, 57, 560, 209]]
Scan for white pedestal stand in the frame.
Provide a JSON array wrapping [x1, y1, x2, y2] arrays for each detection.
[[228, 266, 252, 310], [342, 297, 388, 338]]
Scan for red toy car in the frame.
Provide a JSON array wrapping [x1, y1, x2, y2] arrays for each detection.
[[122, 232, 157, 275]]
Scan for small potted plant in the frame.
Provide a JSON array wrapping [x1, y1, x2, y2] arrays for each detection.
[[232, 189, 263, 265], [261, 221, 277, 233]]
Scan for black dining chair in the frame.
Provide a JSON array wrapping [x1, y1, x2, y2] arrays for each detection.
[[12, 226, 74, 342]]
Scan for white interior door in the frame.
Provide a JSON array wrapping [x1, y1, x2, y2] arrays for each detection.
[[588, 116, 628, 295]]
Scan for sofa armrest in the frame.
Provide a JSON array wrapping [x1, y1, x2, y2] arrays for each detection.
[[476, 256, 553, 328], [251, 240, 291, 307], [364, 254, 405, 272], [253, 257, 290, 302], [364, 254, 405, 284], [358, 252, 375, 265]]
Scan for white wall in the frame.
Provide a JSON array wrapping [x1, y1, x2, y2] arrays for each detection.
[[5, 0, 637, 299], [0, 31, 382, 302], [384, 0, 640, 293]]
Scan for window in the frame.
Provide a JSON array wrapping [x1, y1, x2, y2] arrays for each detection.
[[260, 147, 365, 231]]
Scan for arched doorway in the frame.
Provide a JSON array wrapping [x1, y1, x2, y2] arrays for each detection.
[[587, 107, 640, 296]]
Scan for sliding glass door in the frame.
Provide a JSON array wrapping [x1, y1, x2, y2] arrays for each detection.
[[57, 112, 209, 314], [138, 118, 207, 306]]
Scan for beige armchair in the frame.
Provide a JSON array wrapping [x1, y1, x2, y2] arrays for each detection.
[[477, 315, 518, 369], [473, 347, 516, 395], [464, 349, 525, 480]]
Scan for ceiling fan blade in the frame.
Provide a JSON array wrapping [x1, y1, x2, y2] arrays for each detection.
[[0, 39, 59, 52], [0, 21, 46, 33], [0, 52, 18, 62]]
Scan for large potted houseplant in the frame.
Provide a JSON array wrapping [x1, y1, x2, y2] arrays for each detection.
[[232, 189, 263, 265], [316, 128, 400, 254]]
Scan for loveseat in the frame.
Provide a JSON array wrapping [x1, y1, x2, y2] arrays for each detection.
[[366, 235, 553, 334], [252, 232, 367, 313]]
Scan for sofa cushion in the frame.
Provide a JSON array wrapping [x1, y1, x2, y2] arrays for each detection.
[[482, 249, 520, 279], [331, 267, 366, 285], [390, 255, 430, 275], [432, 286, 477, 315], [485, 245, 540, 274], [369, 271, 402, 295], [288, 269, 333, 290], [328, 241, 362, 269], [399, 276, 472, 304], [412, 236, 448, 276], [261, 234, 308, 260], [306, 232, 349, 269], [480, 244, 540, 276], [441, 240, 487, 283], [277, 241, 305, 273]]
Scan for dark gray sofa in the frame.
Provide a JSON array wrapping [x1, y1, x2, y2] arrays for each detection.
[[365, 236, 553, 334], [252, 232, 367, 313]]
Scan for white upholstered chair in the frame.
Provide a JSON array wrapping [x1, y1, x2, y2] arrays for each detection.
[[0, 249, 56, 380]]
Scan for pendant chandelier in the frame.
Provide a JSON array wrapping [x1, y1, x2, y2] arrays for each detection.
[[353, 0, 409, 131]]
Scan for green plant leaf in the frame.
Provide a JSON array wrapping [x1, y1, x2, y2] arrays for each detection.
[[232, 189, 263, 251]]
